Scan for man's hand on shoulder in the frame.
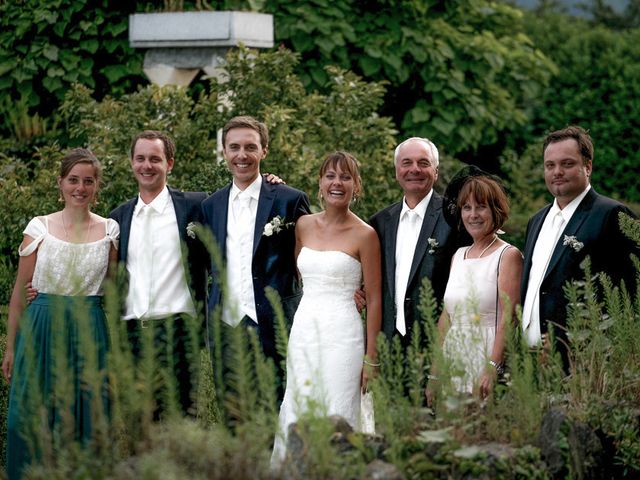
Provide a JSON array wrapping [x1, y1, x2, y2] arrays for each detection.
[[263, 173, 285, 185]]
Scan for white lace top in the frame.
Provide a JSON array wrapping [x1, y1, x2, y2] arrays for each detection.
[[19, 216, 119, 296]]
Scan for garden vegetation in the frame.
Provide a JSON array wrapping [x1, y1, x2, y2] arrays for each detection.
[[0, 0, 639, 477]]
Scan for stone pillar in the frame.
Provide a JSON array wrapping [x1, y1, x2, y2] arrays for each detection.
[[129, 11, 274, 86]]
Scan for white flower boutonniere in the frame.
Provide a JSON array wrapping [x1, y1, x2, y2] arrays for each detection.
[[427, 237, 439, 254], [263, 215, 295, 237], [186, 222, 197, 239], [563, 235, 584, 252]]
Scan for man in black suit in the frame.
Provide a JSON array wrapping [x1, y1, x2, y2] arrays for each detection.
[[521, 126, 638, 362], [110, 130, 208, 415], [369, 137, 457, 348]]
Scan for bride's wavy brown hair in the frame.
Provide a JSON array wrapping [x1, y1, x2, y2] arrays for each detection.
[[317, 151, 362, 205]]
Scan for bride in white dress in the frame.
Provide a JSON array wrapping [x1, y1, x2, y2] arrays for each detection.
[[272, 152, 382, 465]]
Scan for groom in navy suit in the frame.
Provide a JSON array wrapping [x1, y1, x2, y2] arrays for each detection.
[[201, 116, 310, 400], [110, 130, 208, 415], [521, 126, 638, 364]]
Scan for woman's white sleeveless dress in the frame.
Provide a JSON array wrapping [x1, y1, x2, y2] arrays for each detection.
[[442, 243, 511, 393]]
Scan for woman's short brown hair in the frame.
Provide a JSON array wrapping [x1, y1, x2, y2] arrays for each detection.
[[457, 176, 509, 232]]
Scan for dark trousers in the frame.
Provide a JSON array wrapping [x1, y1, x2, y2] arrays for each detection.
[[211, 316, 284, 425], [127, 313, 199, 417]]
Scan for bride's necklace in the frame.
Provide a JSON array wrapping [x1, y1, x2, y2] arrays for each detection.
[[62, 212, 91, 243], [470, 234, 498, 259]]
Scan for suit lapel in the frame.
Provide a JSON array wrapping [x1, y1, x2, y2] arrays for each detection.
[[169, 187, 187, 241], [118, 199, 136, 263], [254, 178, 276, 256], [214, 185, 231, 255], [407, 193, 441, 285], [384, 203, 402, 298], [544, 190, 595, 280]]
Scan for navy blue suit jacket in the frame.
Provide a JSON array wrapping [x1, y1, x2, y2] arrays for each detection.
[[109, 187, 209, 314], [201, 178, 310, 358], [369, 192, 458, 345], [521, 188, 638, 351]]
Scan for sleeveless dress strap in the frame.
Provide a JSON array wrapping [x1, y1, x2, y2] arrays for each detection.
[[19, 216, 47, 257]]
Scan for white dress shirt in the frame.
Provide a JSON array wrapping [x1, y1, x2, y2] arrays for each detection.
[[522, 185, 591, 346], [124, 186, 196, 320], [224, 176, 262, 327], [394, 191, 433, 336]]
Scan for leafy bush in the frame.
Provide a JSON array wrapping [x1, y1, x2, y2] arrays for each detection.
[[522, 12, 640, 203], [0, 44, 398, 322], [0, 0, 145, 129], [261, 0, 555, 156]]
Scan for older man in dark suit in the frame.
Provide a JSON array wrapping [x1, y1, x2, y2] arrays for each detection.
[[369, 137, 457, 348], [521, 126, 638, 363]]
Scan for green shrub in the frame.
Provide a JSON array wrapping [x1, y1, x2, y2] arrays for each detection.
[[269, 0, 555, 156], [0, 0, 145, 130], [522, 12, 640, 203], [0, 45, 398, 301]]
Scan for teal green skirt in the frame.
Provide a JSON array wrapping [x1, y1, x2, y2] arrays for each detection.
[[6, 294, 109, 480]]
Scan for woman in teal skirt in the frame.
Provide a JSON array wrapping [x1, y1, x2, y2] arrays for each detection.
[[1, 148, 119, 479]]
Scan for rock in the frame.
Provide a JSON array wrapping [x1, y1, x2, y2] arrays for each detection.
[[283, 415, 356, 479], [361, 459, 405, 480], [328, 415, 356, 454], [538, 408, 606, 479], [454, 442, 530, 480], [328, 415, 355, 435]]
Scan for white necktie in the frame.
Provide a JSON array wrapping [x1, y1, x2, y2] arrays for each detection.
[[134, 205, 154, 318], [234, 193, 252, 232], [396, 210, 421, 336], [538, 211, 566, 284]]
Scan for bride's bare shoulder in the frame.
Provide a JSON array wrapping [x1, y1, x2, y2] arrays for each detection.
[[296, 212, 320, 231]]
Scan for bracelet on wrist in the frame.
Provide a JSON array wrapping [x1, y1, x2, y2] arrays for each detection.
[[489, 360, 504, 374], [363, 359, 381, 367]]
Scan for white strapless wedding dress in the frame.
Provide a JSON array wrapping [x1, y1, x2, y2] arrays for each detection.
[[271, 247, 364, 465]]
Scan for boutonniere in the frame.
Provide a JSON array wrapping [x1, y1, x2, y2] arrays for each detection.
[[427, 237, 439, 254], [563, 235, 583, 252], [186, 222, 197, 239], [263, 215, 295, 237]]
